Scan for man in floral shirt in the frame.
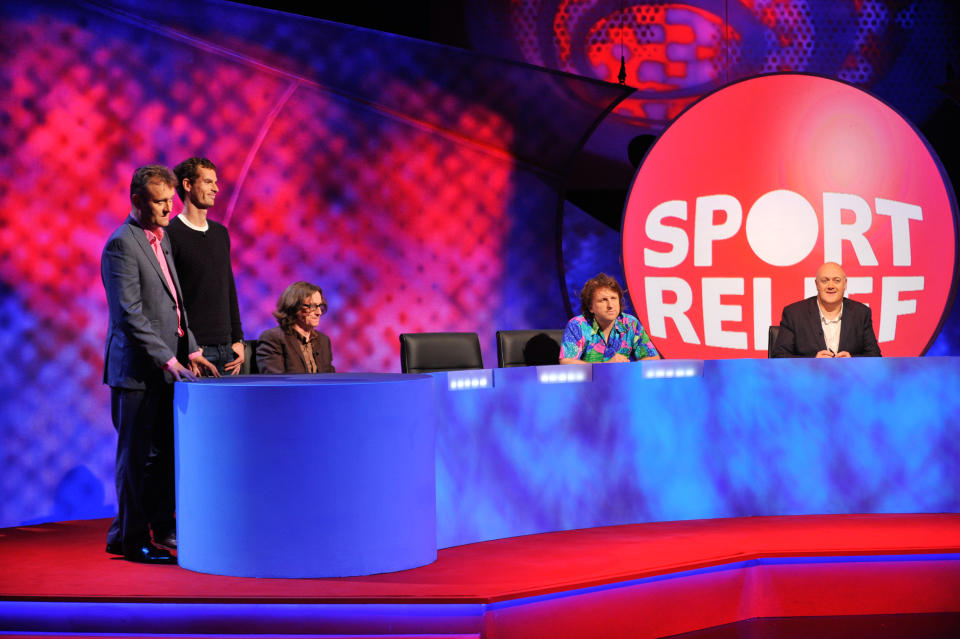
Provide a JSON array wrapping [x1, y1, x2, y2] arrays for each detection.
[[560, 273, 660, 364]]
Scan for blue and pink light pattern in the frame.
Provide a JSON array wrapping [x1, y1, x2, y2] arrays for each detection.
[[495, 0, 959, 130], [0, 0, 627, 527]]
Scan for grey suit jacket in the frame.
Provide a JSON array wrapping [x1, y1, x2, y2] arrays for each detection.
[[101, 217, 200, 389]]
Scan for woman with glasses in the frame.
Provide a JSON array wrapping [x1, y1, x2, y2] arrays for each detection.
[[256, 281, 335, 374]]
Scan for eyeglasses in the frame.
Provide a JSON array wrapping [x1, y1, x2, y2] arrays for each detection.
[[300, 303, 327, 313]]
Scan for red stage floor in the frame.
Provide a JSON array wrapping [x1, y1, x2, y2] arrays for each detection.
[[1, 513, 959, 638]]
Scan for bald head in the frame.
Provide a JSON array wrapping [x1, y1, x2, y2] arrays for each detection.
[[815, 262, 846, 311]]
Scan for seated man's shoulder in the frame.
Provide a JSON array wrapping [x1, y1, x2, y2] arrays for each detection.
[[563, 315, 589, 340], [783, 296, 817, 315], [843, 297, 871, 312], [258, 326, 284, 342]]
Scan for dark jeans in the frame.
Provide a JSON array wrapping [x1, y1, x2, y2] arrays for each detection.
[[202, 343, 239, 375]]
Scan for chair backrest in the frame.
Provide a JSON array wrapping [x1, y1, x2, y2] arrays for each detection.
[[767, 326, 779, 358], [241, 339, 259, 374], [399, 332, 483, 374], [496, 329, 563, 367]]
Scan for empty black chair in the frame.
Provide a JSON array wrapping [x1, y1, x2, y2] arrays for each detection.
[[768, 325, 780, 358], [399, 332, 483, 374], [496, 329, 563, 367]]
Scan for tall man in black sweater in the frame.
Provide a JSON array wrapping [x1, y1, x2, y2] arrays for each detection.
[[168, 158, 246, 374]]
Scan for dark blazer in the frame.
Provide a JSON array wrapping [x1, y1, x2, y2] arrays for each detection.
[[256, 326, 335, 374], [101, 217, 200, 388], [773, 296, 882, 358]]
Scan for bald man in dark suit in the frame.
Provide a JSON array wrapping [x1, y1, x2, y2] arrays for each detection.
[[773, 262, 882, 358]]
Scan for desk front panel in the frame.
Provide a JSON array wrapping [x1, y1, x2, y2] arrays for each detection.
[[436, 357, 960, 548]]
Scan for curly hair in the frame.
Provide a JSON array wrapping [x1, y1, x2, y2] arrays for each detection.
[[173, 157, 217, 200], [273, 281, 326, 333], [579, 273, 623, 322], [129, 165, 176, 202]]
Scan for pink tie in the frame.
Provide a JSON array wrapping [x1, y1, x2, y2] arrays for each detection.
[[147, 229, 184, 337]]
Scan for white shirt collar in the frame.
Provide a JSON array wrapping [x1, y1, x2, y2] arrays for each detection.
[[177, 214, 209, 232], [817, 299, 843, 324]]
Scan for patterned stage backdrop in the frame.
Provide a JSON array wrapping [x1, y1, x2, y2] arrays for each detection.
[[1, 0, 958, 527], [0, 0, 628, 527], [490, 0, 959, 127]]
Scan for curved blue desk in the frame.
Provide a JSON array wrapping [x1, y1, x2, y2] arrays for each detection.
[[433, 357, 960, 548], [172, 359, 960, 575], [173, 373, 436, 578]]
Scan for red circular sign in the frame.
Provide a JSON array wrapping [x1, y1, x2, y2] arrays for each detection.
[[622, 73, 958, 358]]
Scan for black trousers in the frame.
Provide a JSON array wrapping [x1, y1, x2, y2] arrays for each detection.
[[106, 381, 176, 551]]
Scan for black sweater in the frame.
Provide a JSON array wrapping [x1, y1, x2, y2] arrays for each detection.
[[167, 215, 243, 345]]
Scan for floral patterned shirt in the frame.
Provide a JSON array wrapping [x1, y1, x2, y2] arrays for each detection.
[[560, 313, 659, 363]]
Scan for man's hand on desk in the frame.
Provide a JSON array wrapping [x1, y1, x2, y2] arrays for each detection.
[[168, 361, 199, 382], [191, 355, 221, 378]]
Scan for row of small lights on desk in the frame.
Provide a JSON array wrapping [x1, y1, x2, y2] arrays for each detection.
[[538, 369, 590, 384], [446, 369, 493, 391], [446, 361, 704, 390], [643, 366, 699, 379], [448, 377, 490, 390]]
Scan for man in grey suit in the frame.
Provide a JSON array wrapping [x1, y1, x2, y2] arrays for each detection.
[[101, 165, 218, 564]]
